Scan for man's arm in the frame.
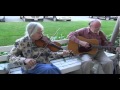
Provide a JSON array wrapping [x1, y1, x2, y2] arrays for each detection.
[[68, 28, 85, 44], [67, 28, 90, 48]]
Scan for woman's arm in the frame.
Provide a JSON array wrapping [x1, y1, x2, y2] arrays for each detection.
[[49, 50, 71, 60], [8, 41, 26, 65]]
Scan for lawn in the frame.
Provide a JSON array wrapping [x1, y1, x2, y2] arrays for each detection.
[[0, 20, 116, 46]]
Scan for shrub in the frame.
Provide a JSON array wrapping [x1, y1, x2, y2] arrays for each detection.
[[106, 33, 120, 53]]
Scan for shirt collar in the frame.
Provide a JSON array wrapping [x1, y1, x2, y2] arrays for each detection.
[[88, 27, 100, 35]]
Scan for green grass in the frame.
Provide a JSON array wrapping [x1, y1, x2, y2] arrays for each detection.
[[0, 20, 116, 46]]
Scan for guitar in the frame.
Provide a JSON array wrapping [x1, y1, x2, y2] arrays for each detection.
[[68, 36, 117, 55]]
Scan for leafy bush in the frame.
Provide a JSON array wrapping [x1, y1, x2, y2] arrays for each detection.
[[106, 33, 120, 53], [46, 34, 67, 40], [0, 52, 8, 56], [107, 33, 120, 47], [46, 34, 67, 46]]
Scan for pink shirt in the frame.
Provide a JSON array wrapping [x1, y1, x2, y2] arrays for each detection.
[[68, 27, 111, 46]]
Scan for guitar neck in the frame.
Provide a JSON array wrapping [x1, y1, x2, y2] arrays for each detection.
[[92, 45, 116, 49]]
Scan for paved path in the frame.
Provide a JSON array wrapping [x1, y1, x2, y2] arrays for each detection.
[[70, 16, 94, 21], [5, 16, 23, 22], [4, 16, 95, 22]]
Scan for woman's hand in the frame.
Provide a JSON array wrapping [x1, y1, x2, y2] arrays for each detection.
[[63, 50, 70, 55], [62, 50, 73, 56], [24, 58, 36, 69]]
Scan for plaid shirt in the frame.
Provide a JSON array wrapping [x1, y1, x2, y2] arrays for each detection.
[[68, 27, 111, 46]]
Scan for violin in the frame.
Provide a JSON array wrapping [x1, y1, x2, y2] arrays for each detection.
[[35, 37, 63, 52]]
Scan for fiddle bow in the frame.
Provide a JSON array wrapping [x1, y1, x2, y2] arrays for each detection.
[[35, 28, 63, 52]]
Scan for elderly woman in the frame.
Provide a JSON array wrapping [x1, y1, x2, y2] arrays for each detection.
[[8, 22, 70, 74]]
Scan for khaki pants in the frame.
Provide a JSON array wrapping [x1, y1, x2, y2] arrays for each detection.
[[80, 50, 114, 74]]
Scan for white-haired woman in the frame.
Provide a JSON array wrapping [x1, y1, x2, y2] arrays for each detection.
[[8, 22, 70, 74]]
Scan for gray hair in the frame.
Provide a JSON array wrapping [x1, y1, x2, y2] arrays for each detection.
[[25, 22, 44, 37], [89, 19, 101, 26]]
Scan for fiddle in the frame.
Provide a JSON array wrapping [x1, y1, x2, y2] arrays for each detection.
[[35, 38, 63, 52]]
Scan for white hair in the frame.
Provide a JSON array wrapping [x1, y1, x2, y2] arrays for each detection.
[[25, 22, 44, 37]]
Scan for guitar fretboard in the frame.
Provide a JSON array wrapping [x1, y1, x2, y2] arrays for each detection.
[[92, 45, 116, 49]]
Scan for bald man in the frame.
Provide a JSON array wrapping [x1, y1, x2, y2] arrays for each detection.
[[68, 19, 114, 74]]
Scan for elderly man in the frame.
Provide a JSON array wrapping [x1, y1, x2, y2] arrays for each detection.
[[68, 19, 114, 74]]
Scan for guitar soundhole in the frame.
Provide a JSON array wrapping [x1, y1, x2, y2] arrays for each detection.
[[78, 44, 92, 53]]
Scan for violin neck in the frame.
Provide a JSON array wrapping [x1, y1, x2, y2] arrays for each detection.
[[51, 43, 63, 50]]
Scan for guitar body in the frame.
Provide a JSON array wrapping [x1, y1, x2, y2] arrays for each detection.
[[68, 36, 99, 55]]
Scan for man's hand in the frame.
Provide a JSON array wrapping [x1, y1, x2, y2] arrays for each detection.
[[24, 58, 36, 69], [79, 40, 90, 48]]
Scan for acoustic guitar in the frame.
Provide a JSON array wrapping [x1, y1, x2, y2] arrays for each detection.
[[68, 36, 116, 55]]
